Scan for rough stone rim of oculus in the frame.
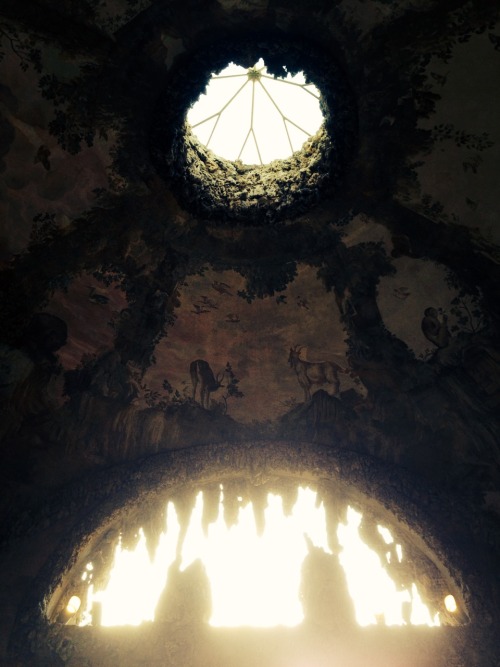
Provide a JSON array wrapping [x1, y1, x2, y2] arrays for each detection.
[[149, 36, 357, 224]]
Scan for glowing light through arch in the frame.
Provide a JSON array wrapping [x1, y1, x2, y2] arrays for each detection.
[[91, 506, 180, 626], [85, 487, 439, 628], [444, 594, 457, 613], [187, 59, 324, 165], [182, 487, 329, 626], [338, 507, 437, 626], [66, 595, 81, 615]]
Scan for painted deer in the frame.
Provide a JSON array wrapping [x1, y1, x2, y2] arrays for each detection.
[[288, 345, 346, 401], [190, 359, 224, 409]]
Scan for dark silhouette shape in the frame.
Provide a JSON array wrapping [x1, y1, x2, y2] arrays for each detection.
[[300, 535, 356, 631], [190, 359, 224, 408], [21, 312, 67, 361], [155, 558, 212, 625]]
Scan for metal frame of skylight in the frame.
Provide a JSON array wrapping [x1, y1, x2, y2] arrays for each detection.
[[189, 64, 322, 165]]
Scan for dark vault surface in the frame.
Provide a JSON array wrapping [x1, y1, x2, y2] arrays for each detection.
[[1, 0, 500, 665]]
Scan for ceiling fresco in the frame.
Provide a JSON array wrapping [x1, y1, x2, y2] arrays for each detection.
[[143, 264, 362, 423], [378, 256, 480, 359], [0, 47, 111, 258], [1, 1, 500, 663], [46, 273, 127, 370], [0, 0, 498, 457]]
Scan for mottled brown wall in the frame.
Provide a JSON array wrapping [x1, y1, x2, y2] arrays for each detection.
[[1, 0, 500, 665]]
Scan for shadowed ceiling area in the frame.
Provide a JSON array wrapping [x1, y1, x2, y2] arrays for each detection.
[[0, 1, 499, 665]]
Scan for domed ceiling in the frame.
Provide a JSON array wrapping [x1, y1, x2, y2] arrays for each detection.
[[0, 1, 500, 662], [1, 0, 499, 486]]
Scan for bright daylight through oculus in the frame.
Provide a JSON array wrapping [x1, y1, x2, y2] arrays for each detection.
[[187, 59, 324, 165], [78, 487, 443, 628]]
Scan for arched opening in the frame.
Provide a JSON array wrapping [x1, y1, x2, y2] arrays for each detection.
[[10, 442, 479, 666], [69, 485, 447, 629]]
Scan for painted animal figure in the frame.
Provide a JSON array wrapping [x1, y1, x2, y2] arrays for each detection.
[[288, 345, 345, 401], [190, 360, 224, 409]]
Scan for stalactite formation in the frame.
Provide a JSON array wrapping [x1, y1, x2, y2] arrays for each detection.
[[51, 477, 455, 630]]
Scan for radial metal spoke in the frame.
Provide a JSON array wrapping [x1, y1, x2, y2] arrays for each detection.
[[212, 73, 249, 80], [238, 127, 253, 161], [205, 113, 222, 149], [283, 116, 311, 139], [260, 73, 320, 99], [282, 117, 294, 154], [251, 128, 263, 165], [258, 78, 313, 140], [188, 59, 323, 164], [190, 77, 250, 131]]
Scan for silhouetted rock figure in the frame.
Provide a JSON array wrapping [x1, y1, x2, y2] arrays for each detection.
[[300, 536, 356, 632], [421, 307, 450, 348], [190, 359, 224, 409], [155, 558, 212, 626]]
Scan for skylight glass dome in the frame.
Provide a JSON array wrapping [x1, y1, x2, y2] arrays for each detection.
[[187, 58, 324, 165]]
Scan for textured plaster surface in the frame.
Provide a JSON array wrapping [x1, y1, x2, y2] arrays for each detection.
[[0, 0, 499, 665]]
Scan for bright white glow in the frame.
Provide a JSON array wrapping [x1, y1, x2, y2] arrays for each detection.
[[187, 59, 324, 164], [377, 525, 394, 544], [182, 487, 329, 626], [444, 594, 457, 612], [78, 584, 93, 627], [66, 595, 81, 615], [410, 583, 438, 626], [93, 504, 180, 626], [87, 489, 437, 629], [337, 507, 438, 627]]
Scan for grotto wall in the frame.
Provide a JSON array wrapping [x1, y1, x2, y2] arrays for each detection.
[[5, 443, 500, 665], [1, 0, 500, 665]]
